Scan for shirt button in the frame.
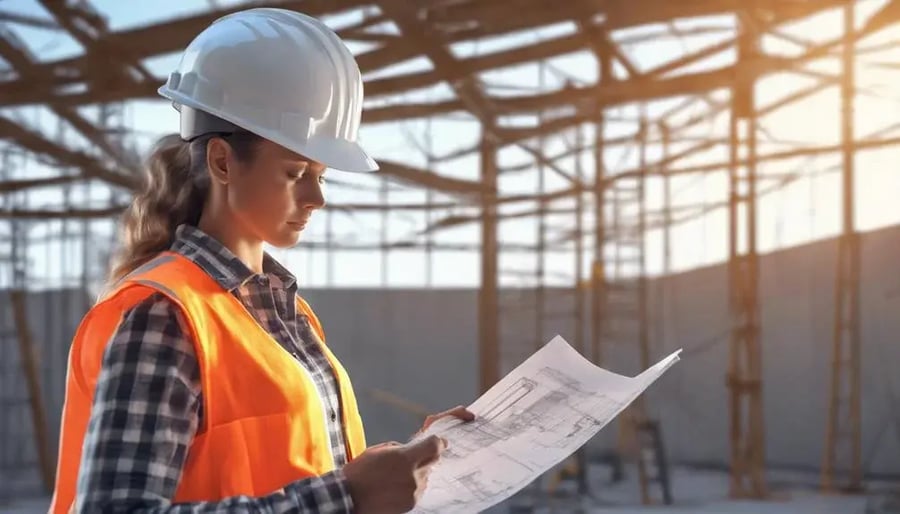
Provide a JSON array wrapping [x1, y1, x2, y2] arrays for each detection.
[[330, 409, 337, 421]]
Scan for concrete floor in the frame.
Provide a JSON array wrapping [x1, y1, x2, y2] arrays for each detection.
[[6, 467, 891, 513]]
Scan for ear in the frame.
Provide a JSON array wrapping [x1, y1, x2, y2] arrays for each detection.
[[206, 137, 232, 185]]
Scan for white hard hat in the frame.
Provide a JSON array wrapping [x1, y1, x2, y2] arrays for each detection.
[[158, 8, 378, 173]]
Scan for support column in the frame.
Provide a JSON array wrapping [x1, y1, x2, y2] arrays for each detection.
[[823, 0, 862, 493], [479, 122, 499, 393], [637, 115, 650, 373], [574, 122, 586, 358], [591, 52, 611, 368], [727, 11, 767, 499], [574, 122, 589, 496], [661, 124, 672, 275]]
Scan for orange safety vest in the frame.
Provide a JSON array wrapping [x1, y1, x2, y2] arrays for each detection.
[[50, 252, 367, 513]]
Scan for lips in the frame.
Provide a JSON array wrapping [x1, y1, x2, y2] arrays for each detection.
[[287, 220, 308, 229]]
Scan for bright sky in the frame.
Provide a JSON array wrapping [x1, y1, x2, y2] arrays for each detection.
[[2, 0, 900, 291]]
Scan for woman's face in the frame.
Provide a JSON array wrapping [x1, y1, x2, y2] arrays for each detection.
[[221, 137, 327, 248]]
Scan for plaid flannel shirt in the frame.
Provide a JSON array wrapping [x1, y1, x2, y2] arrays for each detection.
[[75, 224, 353, 513]]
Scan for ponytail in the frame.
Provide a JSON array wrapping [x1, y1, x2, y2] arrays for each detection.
[[107, 130, 262, 286], [108, 134, 208, 283]]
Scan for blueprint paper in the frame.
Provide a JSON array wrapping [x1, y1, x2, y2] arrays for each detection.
[[411, 335, 682, 513]]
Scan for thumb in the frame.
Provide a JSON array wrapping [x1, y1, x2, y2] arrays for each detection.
[[402, 434, 446, 467]]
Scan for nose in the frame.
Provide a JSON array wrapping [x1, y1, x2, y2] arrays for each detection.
[[299, 177, 326, 210]]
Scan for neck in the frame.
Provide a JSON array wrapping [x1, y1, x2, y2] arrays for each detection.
[[197, 212, 264, 274]]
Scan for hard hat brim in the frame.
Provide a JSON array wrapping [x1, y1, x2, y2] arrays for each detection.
[[301, 134, 380, 173], [159, 86, 379, 173]]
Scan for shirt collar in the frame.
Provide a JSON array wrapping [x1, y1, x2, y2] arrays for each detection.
[[170, 224, 297, 291]]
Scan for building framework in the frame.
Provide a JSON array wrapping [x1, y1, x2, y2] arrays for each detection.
[[2, 0, 899, 503]]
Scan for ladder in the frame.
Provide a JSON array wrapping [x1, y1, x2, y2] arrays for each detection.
[[598, 117, 672, 506], [497, 116, 598, 511], [635, 419, 673, 505]]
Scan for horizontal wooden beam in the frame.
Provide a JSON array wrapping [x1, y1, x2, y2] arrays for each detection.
[[0, 175, 86, 193], [377, 159, 485, 195], [0, 205, 126, 219], [0, 116, 138, 190]]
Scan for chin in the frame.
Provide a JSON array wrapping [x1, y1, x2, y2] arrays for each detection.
[[269, 230, 303, 249]]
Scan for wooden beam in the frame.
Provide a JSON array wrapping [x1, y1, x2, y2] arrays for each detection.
[[370, 36, 854, 130], [49, 0, 370, 78], [0, 205, 126, 219], [0, 0, 848, 109], [0, 10, 59, 29], [377, 159, 484, 195], [624, 135, 900, 178], [365, 30, 588, 97], [0, 24, 140, 172], [0, 175, 85, 193], [0, 116, 138, 190]]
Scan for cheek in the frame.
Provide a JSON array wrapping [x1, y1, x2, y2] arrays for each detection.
[[230, 176, 294, 223]]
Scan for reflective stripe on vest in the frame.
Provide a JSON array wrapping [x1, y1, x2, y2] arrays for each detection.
[[49, 252, 367, 512]]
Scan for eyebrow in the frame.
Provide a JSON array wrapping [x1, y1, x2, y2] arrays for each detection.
[[283, 160, 327, 176]]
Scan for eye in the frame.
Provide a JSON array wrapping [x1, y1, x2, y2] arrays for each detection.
[[286, 166, 307, 180]]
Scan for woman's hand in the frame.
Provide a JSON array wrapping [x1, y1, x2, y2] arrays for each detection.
[[365, 441, 403, 452], [419, 405, 476, 434], [344, 435, 447, 514]]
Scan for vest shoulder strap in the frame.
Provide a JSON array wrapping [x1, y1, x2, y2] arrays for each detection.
[[106, 252, 223, 303], [108, 252, 327, 346]]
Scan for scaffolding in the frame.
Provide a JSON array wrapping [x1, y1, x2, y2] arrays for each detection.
[[823, 0, 864, 494], [1, 0, 899, 506]]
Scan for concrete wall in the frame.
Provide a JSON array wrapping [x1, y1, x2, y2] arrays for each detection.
[[310, 226, 900, 478], [0, 289, 92, 499], [3, 225, 899, 498]]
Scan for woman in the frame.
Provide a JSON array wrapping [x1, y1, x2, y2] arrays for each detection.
[[50, 8, 473, 513]]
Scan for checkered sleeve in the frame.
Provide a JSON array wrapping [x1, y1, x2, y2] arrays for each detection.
[[75, 293, 354, 513]]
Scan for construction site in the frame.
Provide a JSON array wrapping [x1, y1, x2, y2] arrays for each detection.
[[2, 0, 900, 512]]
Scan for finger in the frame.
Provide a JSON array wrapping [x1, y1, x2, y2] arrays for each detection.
[[415, 474, 430, 502], [367, 441, 402, 452], [415, 449, 443, 474], [402, 434, 446, 467], [423, 406, 476, 431], [414, 462, 434, 482], [446, 405, 476, 422]]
